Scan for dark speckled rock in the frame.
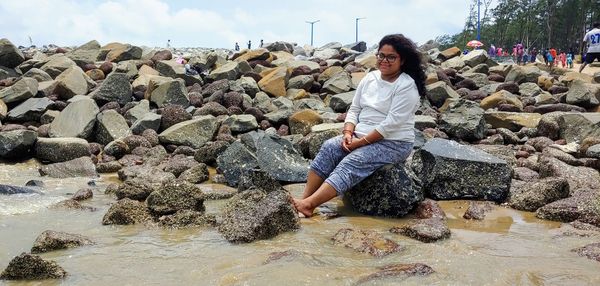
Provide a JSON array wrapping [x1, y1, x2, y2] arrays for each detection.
[[216, 140, 259, 186], [509, 177, 570, 211], [218, 188, 299, 243], [411, 138, 511, 202], [31, 230, 94, 253], [331, 228, 403, 257], [0, 253, 67, 280], [571, 242, 600, 262], [146, 180, 205, 215], [414, 199, 446, 219], [463, 201, 494, 220], [102, 198, 152, 225], [237, 169, 282, 193], [356, 263, 434, 284], [536, 189, 600, 226], [345, 163, 423, 217], [390, 218, 451, 242]]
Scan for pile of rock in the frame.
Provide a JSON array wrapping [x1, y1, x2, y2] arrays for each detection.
[[1, 37, 600, 247]]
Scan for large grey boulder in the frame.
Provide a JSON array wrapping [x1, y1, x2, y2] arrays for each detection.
[[426, 81, 459, 107], [124, 99, 150, 123], [66, 40, 101, 66], [557, 112, 600, 143], [216, 140, 259, 186], [345, 163, 423, 217], [0, 130, 37, 159], [0, 253, 67, 280], [95, 109, 130, 145], [462, 49, 488, 67], [221, 114, 258, 133], [158, 115, 218, 148], [145, 77, 189, 107], [322, 72, 352, 94], [146, 180, 205, 215], [39, 157, 97, 178], [217, 188, 299, 243], [130, 112, 161, 134], [411, 138, 511, 202], [505, 65, 542, 84], [89, 72, 132, 105], [253, 132, 309, 182], [207, 61, 242, 81], [23, 68, 52, 82], [35, 137, 90, 163], [40, 54, 77, 78], [217, 132, 310, 186], [7, 97, 53, 122], [0, 38, 25, 68], [439, 99, 487, 141], [49, 98, 99, 139], [101, 43, 142, 62], [31, 230, 94, 253], [565, 79, 593, 107], [0, 66, 19, 81], [329, 90, 355, 112], [54, 66, 94, 99], [0, 77, 38, 104]]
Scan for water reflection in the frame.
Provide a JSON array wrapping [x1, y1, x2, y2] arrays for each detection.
[[0, 162, 599, 285]]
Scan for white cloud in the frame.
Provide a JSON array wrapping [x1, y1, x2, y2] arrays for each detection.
[[0, 0, 487, 49]]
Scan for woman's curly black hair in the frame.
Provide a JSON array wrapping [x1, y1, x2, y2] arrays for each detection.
[[378, 34, 426, 97]]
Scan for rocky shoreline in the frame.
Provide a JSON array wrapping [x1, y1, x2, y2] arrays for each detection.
[[1, 38, 600, 280]]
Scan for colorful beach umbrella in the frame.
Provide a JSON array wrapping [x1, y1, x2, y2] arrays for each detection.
[[466, 40, 484, 48]]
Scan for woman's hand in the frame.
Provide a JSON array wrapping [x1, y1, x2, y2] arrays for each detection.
[[342, 133, 353, 152], [343, 137, 368, 152]]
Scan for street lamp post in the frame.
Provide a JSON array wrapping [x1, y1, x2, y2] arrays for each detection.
[[306, 20, 320, 46], [476, 0, 481, 41], [355, 17, 365, 43]]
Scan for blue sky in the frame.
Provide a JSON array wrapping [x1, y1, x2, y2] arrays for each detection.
[[0, 0, 496, 49]]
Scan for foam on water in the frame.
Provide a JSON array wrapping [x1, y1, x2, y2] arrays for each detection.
[[0, 192, 64, 215]]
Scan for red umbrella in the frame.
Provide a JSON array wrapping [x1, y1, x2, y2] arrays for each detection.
[[466, 40, 484, 48]]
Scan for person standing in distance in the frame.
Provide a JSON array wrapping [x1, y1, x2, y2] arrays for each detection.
[[580, 22, 600, 73], [293, 34, 425, 217]]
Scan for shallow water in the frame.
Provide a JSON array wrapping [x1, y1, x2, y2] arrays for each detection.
[[1, 160, 599, 285]]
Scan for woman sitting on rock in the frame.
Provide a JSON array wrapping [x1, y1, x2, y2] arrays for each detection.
[[293, 34, 426, 217]]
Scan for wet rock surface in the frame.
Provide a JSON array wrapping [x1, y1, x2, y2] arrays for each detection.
[[218, 188, 299, 243], [331, 228, 403, 257], [31, 230, 94, 253], [0, 253, 67, 280], [390, 218, 451, 242]]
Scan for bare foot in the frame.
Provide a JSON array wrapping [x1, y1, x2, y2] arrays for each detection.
[[293, 198, 314, 218]]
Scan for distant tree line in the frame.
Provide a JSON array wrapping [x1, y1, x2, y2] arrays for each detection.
[[435, 0, 599, 54]]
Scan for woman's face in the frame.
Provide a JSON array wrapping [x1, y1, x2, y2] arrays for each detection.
[[377, 44, 402, 77]]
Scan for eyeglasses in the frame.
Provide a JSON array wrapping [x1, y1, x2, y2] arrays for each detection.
[[376, 53, 399, 63]]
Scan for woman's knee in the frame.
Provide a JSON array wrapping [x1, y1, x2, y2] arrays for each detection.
[[320, 136, 343, 152]]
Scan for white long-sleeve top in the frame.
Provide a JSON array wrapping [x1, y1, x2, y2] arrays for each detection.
[[344, 70, 420, 142]]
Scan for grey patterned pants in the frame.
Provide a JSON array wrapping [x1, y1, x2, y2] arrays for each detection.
[[310, 135, 413, 195]]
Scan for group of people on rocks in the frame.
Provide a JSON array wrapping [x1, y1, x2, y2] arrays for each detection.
[[234, 39, 264, 51]]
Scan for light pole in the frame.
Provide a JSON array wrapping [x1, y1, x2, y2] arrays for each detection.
[[306, 20, 320, 46], [476, 0, 481, 41], [355, 17, 365, 43]]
